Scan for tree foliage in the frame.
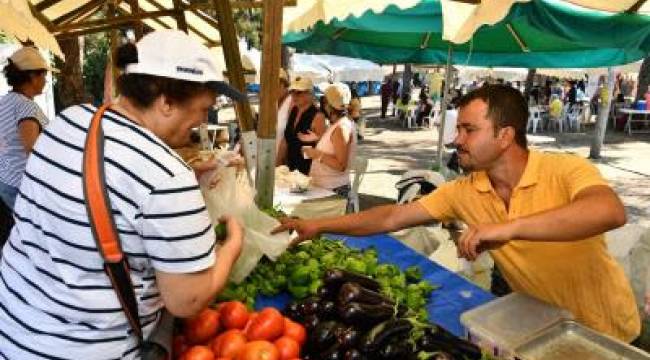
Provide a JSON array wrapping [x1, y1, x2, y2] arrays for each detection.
[[82, 33, 109, 104]]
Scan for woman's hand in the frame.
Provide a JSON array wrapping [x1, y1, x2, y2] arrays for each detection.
[[302, 146, 321, 160], [645, 291, 649, 316], [219, 215, 243, 259], [298, 130, 319, 143]]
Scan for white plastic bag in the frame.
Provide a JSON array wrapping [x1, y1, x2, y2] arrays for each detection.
[[201, 162, 292, 283]]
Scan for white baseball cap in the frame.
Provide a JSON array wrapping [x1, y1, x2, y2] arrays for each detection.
[[124, 30, 246, 102], [9, 47, 58, 72]]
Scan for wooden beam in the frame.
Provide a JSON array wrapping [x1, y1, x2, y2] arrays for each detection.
[[626, 0, 648, 13], [183, 0, 296, 11], [146, 0, 218, 45], [29, 2, 56, 31], [212, 0, 255, 132], [35, 0, 64, 12], [127, 0, 144, 39], [255, 0, 285, 207], [52, 10, 179, 34], [172, 0, 189, 32], [52, 0, 106, 25]]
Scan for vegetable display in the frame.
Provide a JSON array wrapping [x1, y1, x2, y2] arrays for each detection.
[[217, 237, 438, 321]]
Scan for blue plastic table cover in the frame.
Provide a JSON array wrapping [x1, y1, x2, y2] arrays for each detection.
[[255, 233, 494, 337]]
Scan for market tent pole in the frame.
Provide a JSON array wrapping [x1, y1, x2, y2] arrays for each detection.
[[255, 0, 284, 208], [213, 0, 257, 180], [436, 45, 453, 171], [589, 67, 615, 159]]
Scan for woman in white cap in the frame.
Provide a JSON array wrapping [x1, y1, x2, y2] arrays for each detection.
[[0, 30, 243, 359], [303, 83, 357, 205], [277, 76, 326, 174], [0, 47, 56, 211]]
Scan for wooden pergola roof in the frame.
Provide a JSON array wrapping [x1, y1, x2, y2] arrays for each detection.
[[29, 0, 295, 47]]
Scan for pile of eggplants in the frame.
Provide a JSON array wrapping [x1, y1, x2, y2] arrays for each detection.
[[284, 269, 484, 360]]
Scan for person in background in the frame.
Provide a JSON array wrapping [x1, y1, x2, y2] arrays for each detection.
[[303, 83, 357, 208], [277, 76, 326, 175], [380, 77, 392, 118], [348, 88, 363, 140], [548, 94, 563, 129], [274, 84, 640, 344], [275, 68, 292, 165], [415, 86, 433, 126], [0, 30, 244, 359], [644, 85, 650, 110], [0, 47, 56, 211]]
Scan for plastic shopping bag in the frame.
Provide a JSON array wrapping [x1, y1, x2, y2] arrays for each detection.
[[201, 160, 292, 283]]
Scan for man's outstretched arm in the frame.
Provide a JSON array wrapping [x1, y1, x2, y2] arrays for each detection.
[[272, 201, 435, 243]]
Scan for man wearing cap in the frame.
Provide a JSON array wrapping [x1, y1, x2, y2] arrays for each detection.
[[0, 47, 57, 211], [0, 30, 245, 359]]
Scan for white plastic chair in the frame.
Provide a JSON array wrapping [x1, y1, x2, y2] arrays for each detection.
[[527, 106, 541, 133], [349, 156, 368, 213], [565, 104, 584, 132]]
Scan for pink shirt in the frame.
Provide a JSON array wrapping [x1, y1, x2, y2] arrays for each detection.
[[310, 117, 356, 189]]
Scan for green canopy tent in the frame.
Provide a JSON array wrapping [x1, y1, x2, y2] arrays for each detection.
[[283, 0, 650, 166], [283, 0, 650, 67]]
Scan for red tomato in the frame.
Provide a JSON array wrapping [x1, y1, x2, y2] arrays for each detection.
[[215, 358, 232, 360], [174, 334, 189, 359], [243, 312, 258, 334], [282, 318, 306, 346], [185, 308, 221, 344], [211, 329, 247, 358], [274, 336, 300, 360], [220, 301, 250, 330], [183, 345, 215, 360], [236, 341, 280, 360], [246, 308, 284, 341]]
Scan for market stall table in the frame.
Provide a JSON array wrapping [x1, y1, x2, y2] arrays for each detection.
[[274, 185, 347, 219], [256, 233, 494, 337], [620, 108, 650, 135]]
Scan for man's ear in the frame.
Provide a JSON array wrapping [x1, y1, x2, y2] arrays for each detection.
[[497, 126, 516, 148]]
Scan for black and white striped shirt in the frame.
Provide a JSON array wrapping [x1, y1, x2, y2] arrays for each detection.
[[0, 104, 216, 359]]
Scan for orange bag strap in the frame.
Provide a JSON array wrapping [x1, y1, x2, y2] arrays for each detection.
[[82, 104, 144, 344]]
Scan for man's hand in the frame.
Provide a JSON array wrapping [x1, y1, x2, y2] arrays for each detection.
[[457, 222, 513, 260], [271, 217, 320, 245]]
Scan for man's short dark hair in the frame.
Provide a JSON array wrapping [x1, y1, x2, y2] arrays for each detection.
[[457, 84, 528, 148]]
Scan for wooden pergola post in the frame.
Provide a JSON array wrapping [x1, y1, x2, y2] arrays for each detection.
[[255, 0, 284, 208], [108, 0, 120, 101], [212, 0, 257, 181], [127, 0, 144, 39], [172, 0, 188, 33]]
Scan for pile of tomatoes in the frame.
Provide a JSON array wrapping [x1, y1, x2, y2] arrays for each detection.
[[175, 301, 307, 360]]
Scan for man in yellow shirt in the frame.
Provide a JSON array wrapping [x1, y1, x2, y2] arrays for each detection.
[[273, 84, 640, 343]]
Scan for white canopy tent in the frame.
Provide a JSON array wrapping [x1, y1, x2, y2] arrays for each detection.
[[289, 53, 331, 84]]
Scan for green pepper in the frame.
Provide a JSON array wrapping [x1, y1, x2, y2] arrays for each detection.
[[288, 283, 310, 299], [214, 223, 227, 241], [345, 258, 368, 274], [405, 266, 423, 282], [290, 266, 313, 286]]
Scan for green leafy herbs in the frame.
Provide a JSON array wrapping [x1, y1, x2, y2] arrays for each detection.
[[216, 237, 438, 319]]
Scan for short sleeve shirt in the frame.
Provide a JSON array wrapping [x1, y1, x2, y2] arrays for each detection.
[[418, 150, 640, 342], [0, 92, 49, 187], [0, 104, 216, 359]]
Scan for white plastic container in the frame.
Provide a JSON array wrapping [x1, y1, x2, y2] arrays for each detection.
[[460, 292, 573, 359]]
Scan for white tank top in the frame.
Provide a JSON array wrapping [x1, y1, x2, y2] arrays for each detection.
[[310, 116, 356, 189]]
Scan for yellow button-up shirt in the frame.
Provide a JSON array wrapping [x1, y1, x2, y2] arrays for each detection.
[[419, 150, 640, 342]]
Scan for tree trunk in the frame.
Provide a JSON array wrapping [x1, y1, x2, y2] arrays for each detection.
[[524, 68, 536, 98], [403, 63, 413, 96], [54, 37, 85, 110], [589, 68, 615, 159], [635, 57, 650, 102]]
